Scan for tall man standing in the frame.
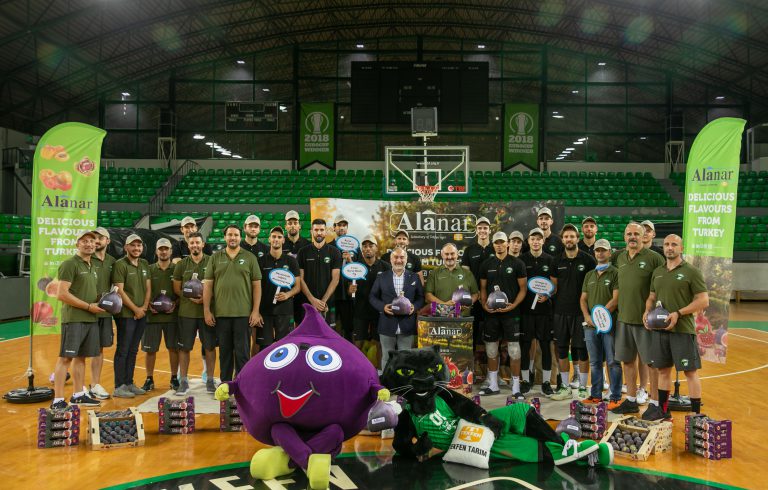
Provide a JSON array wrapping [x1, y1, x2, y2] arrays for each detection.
[[89, 226, 115, 400], [522, 208, 564, 257], [478, 232, 527, 398], [112, 234, 151, 398], [578, 217, 598, 257], [333, 214, 356, 340], [641, 220, 665, 256], [241, 214, 270, 259], [203, 225, 263, 382], [258, 227, 301, 347], [643, 234, 709, 419], [381, 230, 423, 284], [425, 243, 479, 316], [172, 216, 213, 263], [283, 210, 310, 257], [297, 219, 342, 324], [462, 217, 495, 355], [51, 230, 104, 409]]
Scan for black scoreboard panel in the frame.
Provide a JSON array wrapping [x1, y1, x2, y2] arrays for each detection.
[[225, 101, 279, 131], [351, 62, 489, 124]]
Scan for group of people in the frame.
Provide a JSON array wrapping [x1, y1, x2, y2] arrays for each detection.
[[51, 207, 708, 422]]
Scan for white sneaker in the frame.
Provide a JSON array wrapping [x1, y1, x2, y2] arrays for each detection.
[[636, 387, 649, 405], [89, 384, 111, 400], [603, 382, 609, 391], [569, 374, 579, 389], [622, 384, 627, 393]]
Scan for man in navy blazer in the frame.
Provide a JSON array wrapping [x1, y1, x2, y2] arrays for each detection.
[[370, 247, 425, 369]]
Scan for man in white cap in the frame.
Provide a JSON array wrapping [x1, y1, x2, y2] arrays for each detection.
[[283, 210, 310, 257], [478, 231, 527, 398], [172, 216, 213, 264], [641, 220, 664, 256], [347, 235, 390, 370], [241, 214, 270, 259], [462, 217, 495, 360], [88, 226, 115, 400], [333, 214, 356, 341], [381, 229, 423, 285], [523, 207, 564, 257], [50, 229, 105, 409], [141, 238, 179, 393], [578, 217, 598, 257], [111, 233, 151, 398], [508, 231, 524, 257]]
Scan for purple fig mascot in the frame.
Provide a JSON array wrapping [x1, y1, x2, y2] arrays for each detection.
[[215, 304, 390, 489]]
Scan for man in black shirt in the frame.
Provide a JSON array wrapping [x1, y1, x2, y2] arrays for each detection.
[[241, 214, 270, 259], [258, 226, 301, 348], [520, 227, 556, 395], [297, 219, 342, 326], [462, 216, 495, 351], [283, 210, 310, 257], [381, 230, 423, 284], [641, 220, 665, 256], [172, 216, 214, 263], [333, 214, 355, 340], [550, 224, 597, 401], [521, 207, 564, 257], [348, 235, 390, 370], [578, 216, 598, 257], [478, 232, 527, 399]]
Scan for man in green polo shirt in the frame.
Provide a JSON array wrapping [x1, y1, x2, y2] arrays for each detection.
[[644, 234, 709, 419], [51, 230, 105, 410], [579, 239, 621, 407], [141, 238, 179, 392], [88, 226, 115, 400], [111, 233, 151, 399], [425, 243, 478, 316], [611, 222, 665, 416], [204, 224, 262, 382]]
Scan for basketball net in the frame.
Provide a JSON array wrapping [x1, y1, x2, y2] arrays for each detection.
[[415, 185, 439, 202]]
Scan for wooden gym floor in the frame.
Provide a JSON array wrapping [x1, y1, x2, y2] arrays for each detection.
[[1, 302, 766, 489]]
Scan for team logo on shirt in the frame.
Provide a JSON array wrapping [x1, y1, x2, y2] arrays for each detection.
[[457, 274, 464, 280], [676, 273, 685, 280], [282, 265, 290, 270], [258, 252, 264, 258], [681, 358, 689, 368], [577, 264, 585, 271], [548, 245, 556, 252], [542, 265, 549, 272], [603, 279, 612, 286], [237, 259, 244, 265], [506, 267, 513, 274], [324, 257, 331, 263], [406, 263, 413, 269], [639, 261, 647, 269]]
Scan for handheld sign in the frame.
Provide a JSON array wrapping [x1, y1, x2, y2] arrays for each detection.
[[341, 262, 367, 298], [268, 269, 296, 304], [527, 276, 554, 310], [336, 235, 360, 254], [591, 305, 613, 334]]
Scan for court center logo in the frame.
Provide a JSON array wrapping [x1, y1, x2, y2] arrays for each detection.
[[305, 111, 330, 134], [510, 112, 534, 135]]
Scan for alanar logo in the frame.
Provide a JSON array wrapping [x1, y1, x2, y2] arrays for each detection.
[[391, 210, 477, 237]]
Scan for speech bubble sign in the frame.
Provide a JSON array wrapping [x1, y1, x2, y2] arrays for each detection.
[[591, 305, 613, 334], [527, 276, 554, 310], [342, 262, 368, 281], [269, 268, 296, 289], [336, 235, 360, 253]]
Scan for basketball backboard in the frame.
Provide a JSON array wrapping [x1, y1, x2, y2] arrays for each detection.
[[384, 145, 470, 197]]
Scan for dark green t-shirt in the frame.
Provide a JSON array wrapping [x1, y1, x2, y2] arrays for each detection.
[[57, 254, 99, 324], [204, 248, 262, 317], [148, 262, 177, 324], [111, 256, 151, 318], [92, 253, 116, 318], [425, 265, 478, 316], [614, 247, 665, 324], [582, 266, 619, 321], [650, 261, 707, 334], [173, 255, 210, 319]]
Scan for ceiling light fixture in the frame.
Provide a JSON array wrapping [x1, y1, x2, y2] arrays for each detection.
[[193, 134, 205, 140]]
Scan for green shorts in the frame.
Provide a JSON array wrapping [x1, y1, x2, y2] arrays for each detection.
[[614, 321, 653, 364], [59, 322, 100, 358], [141, 322, 179, 353], [649, 331, 701, 371]]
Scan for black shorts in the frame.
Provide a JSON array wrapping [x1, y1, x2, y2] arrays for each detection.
[[649, 331, 702, 371], [178, 317, 218, 351], [552, 313, 586, 350], [483, 314, 520, 343], [98, 316, 114, 348], [258, 315, 294, 346], [59, 322, 100, 358], [521, 314, 552, 343], [353, 315, 379, 342], [471, 302, 485, 346], [141, 322, 179, 353]]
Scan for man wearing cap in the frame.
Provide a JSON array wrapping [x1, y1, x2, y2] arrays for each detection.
[[522, 208, 564, 257], [580, 239, 622, 407], [643, 234, 709, 418], [370, 247, 425, 369], [611, 222, 666, 416], [258, 227, 301, 350], [519, 228, 556, 396], [50, 230, 105, 409], [283, 210, 310, 257], [241, 214, 270, 259], [381, 229, 423, 285], [508, 231, 524, 257], [550, 224, 597, 401], [641, 220, 664, 256], [333, 214, 356, 341], [172, 216, 213, 264], [425, 243, 479, 316], [578, 217, 599, 257], [462, 217, 495, 355], [173, 232, 216, 394], [141, 238, 179, 393], [478, 232, 527, 398], [111, 233, 151, 398], [204, 224, 263, 382], [347, 235, 391, 369], [297, 219, 343, 324], [88, 227, 115, 400]]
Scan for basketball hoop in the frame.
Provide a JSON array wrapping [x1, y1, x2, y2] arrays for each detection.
[[415, 185, 439, 202]]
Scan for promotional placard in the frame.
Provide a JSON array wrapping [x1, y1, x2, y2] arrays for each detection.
[[527, 276, 554, 310], [268, 269, 296, 304], [591, 305, 613, 334]]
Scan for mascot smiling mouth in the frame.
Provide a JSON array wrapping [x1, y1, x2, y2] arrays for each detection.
[[272, 381, 320, 418]]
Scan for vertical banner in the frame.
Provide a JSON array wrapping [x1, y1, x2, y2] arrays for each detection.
[[30, 123, 106, 335], [683, 117, 746, 363], [503, 103, 539, 171], [299, 102, 335, 170]]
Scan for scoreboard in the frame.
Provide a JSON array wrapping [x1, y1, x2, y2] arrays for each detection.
[[225, 101, 279, 131]]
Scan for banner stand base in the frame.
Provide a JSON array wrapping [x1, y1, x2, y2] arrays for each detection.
[[3, 374, 54, 404]]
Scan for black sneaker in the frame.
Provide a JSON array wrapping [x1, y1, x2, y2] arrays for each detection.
[[520, 380, 531, 394], [50, 399, 68, 410], [611, 398, 640, 414], [512, 392, 525, 401], [479, 387, 501, 396], [70, 393, 101, 407], [555, 377, 563, 392], [541, 382, 554, 396], [642, 404, 672, 421], [141, 378, 155, 392], [170, 377, 180, 391]]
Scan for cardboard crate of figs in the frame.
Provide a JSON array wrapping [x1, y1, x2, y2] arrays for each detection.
[[684, 414, 732, 460], [600, 418, 658, 461], [617, 415, 673, 454], [87, 408, 145, 450]]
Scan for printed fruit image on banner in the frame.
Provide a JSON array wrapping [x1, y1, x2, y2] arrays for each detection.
[[30, 122, 106, 335]]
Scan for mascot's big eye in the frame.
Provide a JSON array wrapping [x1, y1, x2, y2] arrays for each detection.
[[396, 368, 415, 377], [306, 346, 342, 372], [264, 343, 299, 370], [427, 364, 443, 374]]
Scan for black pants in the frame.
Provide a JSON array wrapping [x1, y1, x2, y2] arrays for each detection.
[[114, 317, 146, 388], [216, 317, 251, 382], [336, 299, 354, 341]]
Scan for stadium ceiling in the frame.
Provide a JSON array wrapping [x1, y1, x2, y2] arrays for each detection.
[[1, 0, 767, 133]]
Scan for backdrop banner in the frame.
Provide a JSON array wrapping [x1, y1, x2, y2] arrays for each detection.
[[299, 102, 335, 169], [30, 122, 106, 335], [682, 117, 746, 363]]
